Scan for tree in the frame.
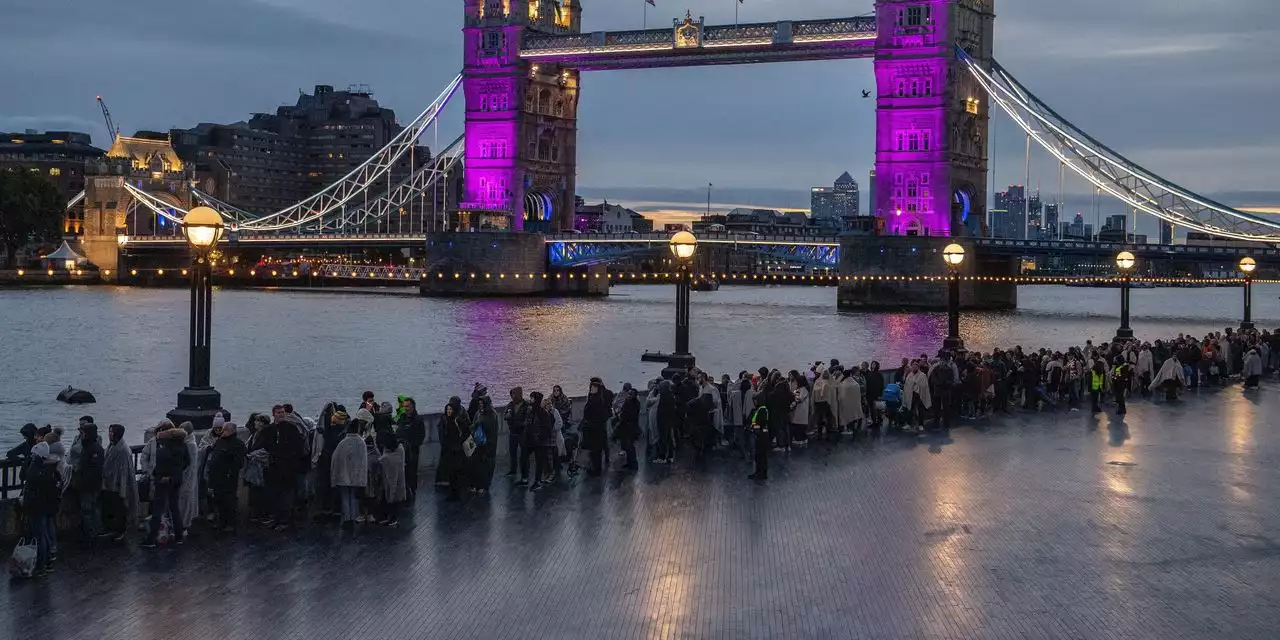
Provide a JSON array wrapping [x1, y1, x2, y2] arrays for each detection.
[[0, 169, 64, 268]]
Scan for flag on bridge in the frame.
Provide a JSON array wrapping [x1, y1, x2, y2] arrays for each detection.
[[646, 0, 655, 5]]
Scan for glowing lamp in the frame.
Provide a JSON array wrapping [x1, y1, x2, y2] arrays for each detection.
[[1115, 251, 1136, 271], [117, 234, 129, 247], [1239, 257, 1257, 273], [942, 243, 966, 267], [669, 231, 697, 260], [181, 206, 224, 252]]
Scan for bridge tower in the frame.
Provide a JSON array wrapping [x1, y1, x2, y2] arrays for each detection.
[[461, 0, 581, 232], [873, 0, 994, 237]]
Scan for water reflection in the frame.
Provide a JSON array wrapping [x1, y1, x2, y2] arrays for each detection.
[[2, 284, 1277, 445]]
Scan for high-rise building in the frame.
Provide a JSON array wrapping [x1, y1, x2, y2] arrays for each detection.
[[811, 171, 859, 220], [1105, 214, 1127, 232], [1065, 212, 1086, 239], [992, 185, 1027, 239], [1159, 220, 1174, 245], [1044, 203, 1060, 239], [867, 168, 876, 216], [1027, 192, 1043, 239], [0, 130, 104, 235], [171, 84, 428, 217]]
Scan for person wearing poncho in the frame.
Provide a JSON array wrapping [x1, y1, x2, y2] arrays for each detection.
[[99, 425, 137, 543], [329, 420, 368, 526]]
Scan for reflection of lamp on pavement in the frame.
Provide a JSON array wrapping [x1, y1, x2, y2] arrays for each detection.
[[1239, 256, 1256, 331], [1113, 250, 1136, 343], [942, 243, 965, 352], [641, 231, 698, 377], [167, 206, 224, 430]]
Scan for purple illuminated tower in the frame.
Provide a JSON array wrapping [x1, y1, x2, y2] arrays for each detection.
[[461, 0, 581, 231], [874, 0, 994, 237]]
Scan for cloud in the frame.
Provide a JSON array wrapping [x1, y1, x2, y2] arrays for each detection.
[[0, 0, 1276, 206]]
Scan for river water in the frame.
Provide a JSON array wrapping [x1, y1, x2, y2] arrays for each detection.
[[2, 283, 1276, 445]]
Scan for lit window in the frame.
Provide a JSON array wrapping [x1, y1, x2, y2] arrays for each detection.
[[49, 167, 61, 176]]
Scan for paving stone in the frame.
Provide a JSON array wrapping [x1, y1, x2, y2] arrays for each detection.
[[3, 385, 1280, 640]]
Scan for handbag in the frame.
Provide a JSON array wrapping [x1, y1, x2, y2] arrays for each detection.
[[9, 538, 37, 578], [461, 436, 477, 458]]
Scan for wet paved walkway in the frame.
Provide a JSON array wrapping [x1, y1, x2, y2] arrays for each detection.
[[5, 385, 1280, 640]]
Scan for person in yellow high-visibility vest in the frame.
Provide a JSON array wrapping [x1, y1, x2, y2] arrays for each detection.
[[1089, 360, 1107, 413]]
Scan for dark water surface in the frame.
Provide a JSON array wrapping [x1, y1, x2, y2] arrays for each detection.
[[3, 283, 1276, 445]]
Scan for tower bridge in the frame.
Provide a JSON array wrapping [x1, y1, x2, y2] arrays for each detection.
[[88, 0, 1280, 303]]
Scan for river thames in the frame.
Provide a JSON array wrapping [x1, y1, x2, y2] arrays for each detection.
[[2, 283, 1276, 444]]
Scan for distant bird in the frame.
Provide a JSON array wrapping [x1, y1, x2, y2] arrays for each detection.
[[861, 89, 871, 98]]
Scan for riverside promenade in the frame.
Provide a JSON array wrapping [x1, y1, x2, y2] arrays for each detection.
[[4, 386, 1279, 640]]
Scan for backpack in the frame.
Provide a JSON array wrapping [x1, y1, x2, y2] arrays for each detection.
[[929, 363, 955, 390], [749, 406, 770, 427]]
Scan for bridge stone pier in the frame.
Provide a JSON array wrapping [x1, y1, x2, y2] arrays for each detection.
[[420, 231, 607, 296], [838, 236, 1017, 310]]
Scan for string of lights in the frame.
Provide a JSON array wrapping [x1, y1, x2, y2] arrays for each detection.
[[19, 268, 1274, 285]]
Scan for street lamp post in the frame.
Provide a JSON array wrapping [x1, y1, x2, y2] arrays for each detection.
[[942, 243, 966, 352], [641, 231, 698, 377], [1239, 256, 1256, 331], [1113, 250, 1136, 343], [166, 206, 224, 430]]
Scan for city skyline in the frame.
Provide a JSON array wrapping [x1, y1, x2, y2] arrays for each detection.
[[2, 0, 1277, 212]]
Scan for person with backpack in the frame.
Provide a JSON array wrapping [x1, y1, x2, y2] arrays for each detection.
[[470, 396, 498, 494], [747, 404, 771, 481]]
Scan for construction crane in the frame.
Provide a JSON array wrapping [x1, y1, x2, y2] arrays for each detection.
[[95, 95, 119, 144]]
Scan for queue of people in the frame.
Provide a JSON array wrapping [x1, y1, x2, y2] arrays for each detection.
[[6, 327, 1275, 578]]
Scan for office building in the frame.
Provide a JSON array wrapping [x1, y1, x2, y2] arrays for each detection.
[[991, 185, 1026, 239], [1043, 203, 1060, 239], [1063, 212, 1087, 240], [1159, 220, 1174, 245], [867, 168, 876, 216], [810, 171, 859, 220], [171, 84, 428, 216], [0, 130, 105, 234], [1105, 214, 1127, 233]]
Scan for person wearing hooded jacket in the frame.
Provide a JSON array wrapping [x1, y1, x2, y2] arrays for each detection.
[[100, 424, 137, 542], [205, 422, 246, 532], [440, 397, 472, 501], [329, 420, 368, 526], [142, 424, 190, 548], [72, 423, 105, 541], [22, 442, 63, 575]]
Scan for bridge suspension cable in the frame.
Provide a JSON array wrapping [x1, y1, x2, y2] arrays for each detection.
[[957, 48, 1280, 243], [318, 133, 465, 232], [228, 73, 462, 233]]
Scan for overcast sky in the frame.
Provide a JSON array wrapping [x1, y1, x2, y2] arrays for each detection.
[[2, 0, 1278, 211]]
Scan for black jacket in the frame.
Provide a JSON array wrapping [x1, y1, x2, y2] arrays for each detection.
[[396, 411, 427, 451], [152, 435, 191, 483], [263, 421, 305, 480], [504, 399, 531, 435], [22, 459, 63, 516], [74, 430, 105, 493], [205, 436, 247, 492]]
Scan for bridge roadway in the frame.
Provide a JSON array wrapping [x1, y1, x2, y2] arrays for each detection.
[[121, 231, 1280, 268], [519, 15, 878, 70], [4, 384, 1279, 638]]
